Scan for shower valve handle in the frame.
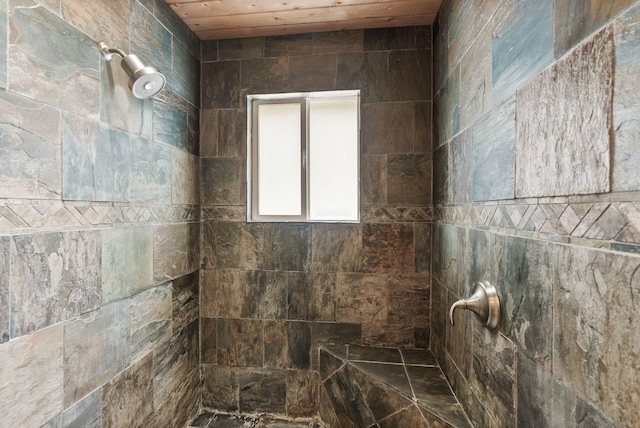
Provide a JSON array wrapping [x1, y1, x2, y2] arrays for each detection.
[[449, 281, 500, 330]]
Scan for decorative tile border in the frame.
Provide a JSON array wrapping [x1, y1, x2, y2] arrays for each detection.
[[436, 197, 640, 251], [361, 206, 432, 223], [201, 206, 246, 221], [0, 201, 198, 233]]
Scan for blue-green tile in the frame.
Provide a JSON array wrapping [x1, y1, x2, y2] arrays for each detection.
[[153, 87, 188, 150], [0, 0, 7, 88], [172, 40, 200, 106], [492, 0, 553, 103], [130, 0, 172, 85]]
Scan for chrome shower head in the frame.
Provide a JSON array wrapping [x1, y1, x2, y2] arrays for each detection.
[[99, 42, 166, 99]]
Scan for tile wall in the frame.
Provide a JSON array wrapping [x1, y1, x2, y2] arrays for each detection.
[[433, 0, 640, 426], [199, 27, 433, 418], [0, 0, 201, 426]]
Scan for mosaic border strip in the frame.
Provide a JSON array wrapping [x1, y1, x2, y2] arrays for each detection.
[[0, 201, 199, 233], [436, 200, 640, 253]]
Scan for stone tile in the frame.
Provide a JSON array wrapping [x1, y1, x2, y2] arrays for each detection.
[[553, 245, 640, 426], [9, 1, 99, 117], [449, 128, 472, 204], [202, 61, 240, 109], [312, 322, 362, 346], [286, 370, 319, 417], [361, 324, 416, 348], [153, 222, 199, 284], [202, 41, 218, 62], [434, 66, 460, 146], [313, 30, 363, 54], [336, 273, 388, 324], [613, 3, 640, 192], [263, 224, 311, 272], [288, 54, 336, 92], [202, 365, 239, 411], [350, 365, 413, 422], [62, 115, 130, 202], [287, 321, 312, 370], [218, 38, 263, 60], [102, 227, 153, 304], [64, 301, 131, 407], [516, 27, 613, 198], [172, 272, 199, 333], [415, 223, 432, 274], [363, 223, 414, 274], [379, 404, 430, 428], [130, 284, 172, 361], [130, 136, 172, 204], [155, 0, 199, 58], [239, 368, 287, 414], [187, 103, 200, 156], [361, 154, 387, 207], [387, 154, 432, 206], [364, 26, 417, 51], [323, 365, 376, 427], [154, 88, 188, 151], [460, 27, 492, 129], [446, 290, 473, 379], [172, 41, 200, 106], [401, 348, 438, 366], [0, 91, 61, 199], [201, 221, 263, 270], [414, 101, 433, 154], [287, 272, 336, 322], [201, 157, 244, 205], [0, 0, 6, 88], [311, 223, 362, 272], [319, 347, 346, 381], [10, 231, 101, 337], [348, 345, 402, 363], [200, 269, 241, 318], [241, 271, 287, 319], [201, 317, 217, 364], [447, 0, 500, 69], [492, 235, 553, 367], [583, 204, 627, 240], [60, 388, 101, 428], [433, 144, 450, 204], [492, 0, 554, 103], [472, 98, 516, 201], [432, 224, 459, 294], [217, 318, 263, 367], [387, 274, 430, 327], [361, 102, 414, 154], [171, 150, 199, 206], [407, 365, 464, 411], [199, 109, 218, 157], [130, 0, 172, 87], [0, 237, 9, 342], [264, 321, 288, 368], [555, 0, 635, 56], [264, 34, 312, 57], [318, 384, 341, 427], [218, 108, 247, 158], [240, 57, 290, 99], [152, 321, 199, 419], [388, 50, 431, 102], [0, 323, 63, 428], [337, 51, 389, 103], [101, 354, 153, 428], [470, 328, 516, 425]]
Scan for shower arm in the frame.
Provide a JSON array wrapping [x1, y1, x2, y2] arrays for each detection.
[[98, 42, 126, 61]]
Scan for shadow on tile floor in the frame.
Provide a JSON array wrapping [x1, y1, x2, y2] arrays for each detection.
[[189, 412, 324, 428]]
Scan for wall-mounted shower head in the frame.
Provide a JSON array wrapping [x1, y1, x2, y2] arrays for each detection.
[[99, 42, 166, 99]]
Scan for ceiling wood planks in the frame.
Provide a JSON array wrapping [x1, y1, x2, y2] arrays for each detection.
[[164, 0, 442, 40]]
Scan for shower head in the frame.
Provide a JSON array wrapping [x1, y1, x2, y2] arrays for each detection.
[[98, 42, 166, 99]]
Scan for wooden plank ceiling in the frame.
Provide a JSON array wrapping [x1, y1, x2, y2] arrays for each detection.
[[165, 0, 443, 40]]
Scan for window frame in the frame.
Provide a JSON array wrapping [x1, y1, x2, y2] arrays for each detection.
[[247, 90, 361, 223]]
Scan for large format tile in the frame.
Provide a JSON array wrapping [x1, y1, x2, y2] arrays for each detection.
[[130, 136, 172, 204], [515, 27, 613, 198], [201, 221, 263, 270], [613, 3, 640, 191], [9, 0, 100, 117], [263, 224, 311, 272], [202, 365, 239, 412], [153, 88, 188, 151], [202, 60, 240, 109], [337, 51, 389, 103], [322, 366, 376, 428], [171, 147, 199, 205], [287, 272, 336, 321], [130, 284, 172, 361], [10, 231, 101, 337], [153, 222, 199, 283], [61, 0, 129, 50], [386, 154, 431, 206], [286, 369, 319, 418], [0, 323, 63, 428], [130, 0, 172, 87], [201, 157, 244, 205], [239, 368, 287, 414], [63, 301, 131, 407], [217, 318, 263, 367], [362, 223, 414, 274], [0, 91, 61, 199], [310, 224, 362, 273]]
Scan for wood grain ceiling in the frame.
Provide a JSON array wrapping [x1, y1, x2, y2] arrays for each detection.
[[165, 0, 443, 40]]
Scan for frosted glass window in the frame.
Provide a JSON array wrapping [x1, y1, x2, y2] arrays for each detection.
[[309, 97, 359, 221], [248, 90, 360, 222], [256, 103, 302, 216]]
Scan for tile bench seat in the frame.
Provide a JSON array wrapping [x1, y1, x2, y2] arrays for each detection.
[[318, 345, 472, 428]]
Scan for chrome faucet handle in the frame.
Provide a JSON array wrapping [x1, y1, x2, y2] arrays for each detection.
[[449, 281, 500, 330]]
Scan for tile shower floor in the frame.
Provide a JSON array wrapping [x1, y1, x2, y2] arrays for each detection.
[[189, 412, 324, 428]]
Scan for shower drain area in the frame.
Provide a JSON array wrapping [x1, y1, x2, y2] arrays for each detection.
[[188, 412, 324, 428], [319, 345, 473, 427]]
